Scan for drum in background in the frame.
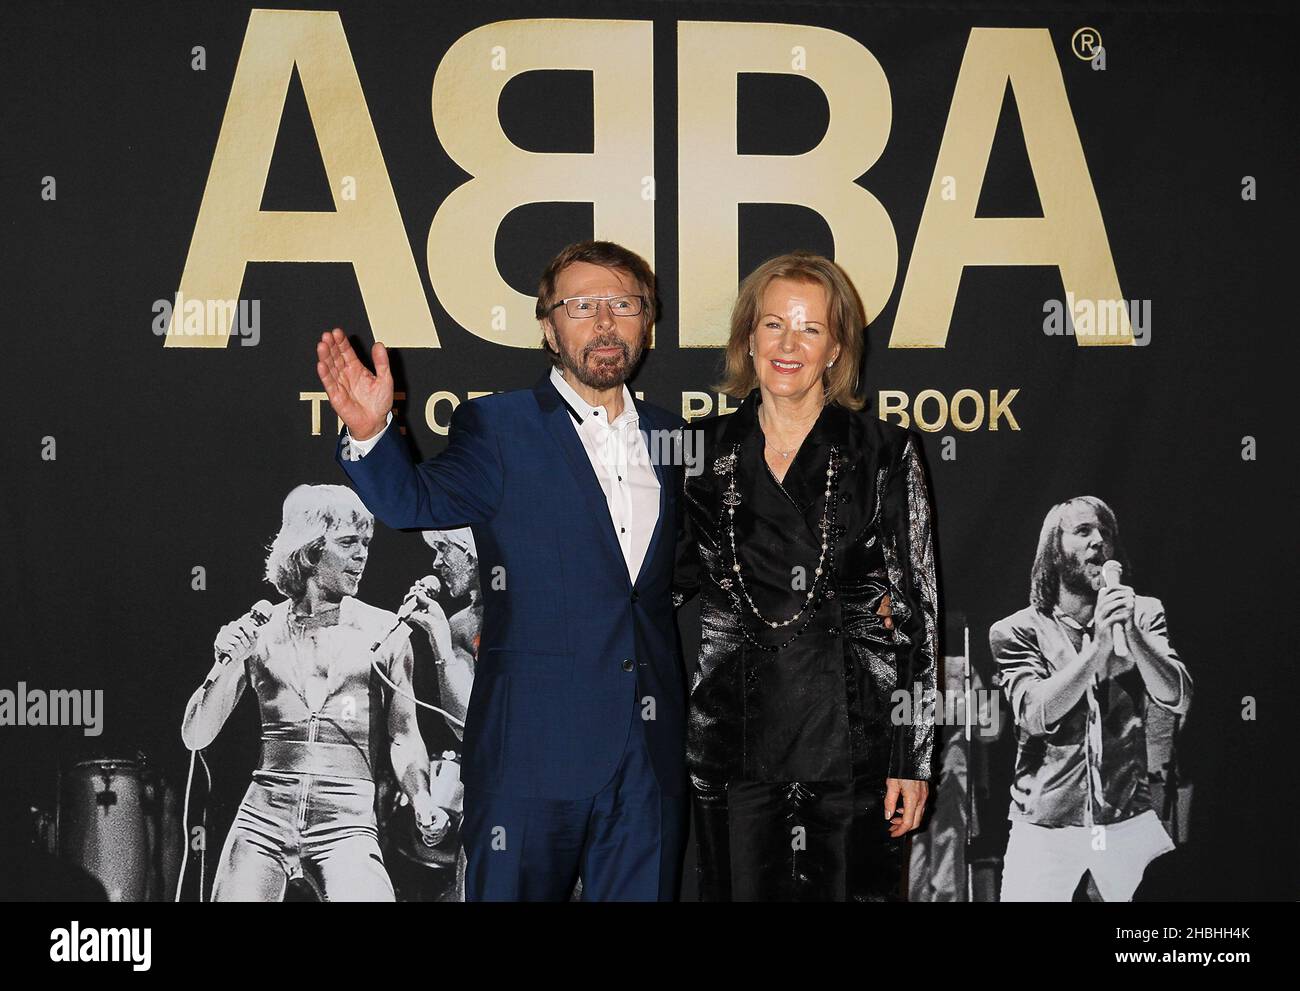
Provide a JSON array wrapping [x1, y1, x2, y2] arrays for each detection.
[[59, 758, 150, 902]]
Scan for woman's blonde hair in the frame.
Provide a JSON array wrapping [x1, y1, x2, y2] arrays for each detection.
[[714, 251, 867, 410]]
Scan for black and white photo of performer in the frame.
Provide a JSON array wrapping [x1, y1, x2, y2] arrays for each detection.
[[181, 484, 453, 901], [405, 529, 481, 741], [377, 528, 481, 901], [990, 496, 1193, 901]]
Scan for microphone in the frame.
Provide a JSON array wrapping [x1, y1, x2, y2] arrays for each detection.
[[371, 577, 444, 652], [206, 600, 275, 686], [396, 576, 442, 623], [1100, 561, 1129, 658]]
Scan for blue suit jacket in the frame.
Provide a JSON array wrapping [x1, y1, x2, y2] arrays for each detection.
[[336, 373, 687, 800]]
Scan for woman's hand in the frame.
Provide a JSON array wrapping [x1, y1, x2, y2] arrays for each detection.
[[884, 777, 928, 837], [877, 593, 893, 630]]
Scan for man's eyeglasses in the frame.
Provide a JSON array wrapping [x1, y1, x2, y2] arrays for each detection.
[[547, 294, 645, 320]]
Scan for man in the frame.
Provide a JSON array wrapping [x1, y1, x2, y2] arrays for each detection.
[[406, 529, 481, 739], [315, 241, 688, 901], [990, 496, 1193, 901], [375, 530, 479, 901], [181, 484, 451, 901]]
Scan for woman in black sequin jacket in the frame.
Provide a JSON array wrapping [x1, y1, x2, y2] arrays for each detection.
[[674, 252, 939, 901]]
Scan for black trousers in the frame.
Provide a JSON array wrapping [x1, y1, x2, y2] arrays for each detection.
[[692, 772, 908, 902]]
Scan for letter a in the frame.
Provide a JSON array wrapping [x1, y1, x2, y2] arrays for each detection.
[[894, 28, 1132, 348], [167, 10, 434, 347]]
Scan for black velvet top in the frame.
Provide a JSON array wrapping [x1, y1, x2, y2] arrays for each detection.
[[674, 390, 939, 787]]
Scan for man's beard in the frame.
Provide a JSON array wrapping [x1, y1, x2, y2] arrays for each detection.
[[1060, 554, 1102, 596], [558, 331, 644, 390], [445, 562, 475, 599]]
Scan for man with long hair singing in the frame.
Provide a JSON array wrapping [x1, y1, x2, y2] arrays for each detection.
[[991, 496, 1192, 901]]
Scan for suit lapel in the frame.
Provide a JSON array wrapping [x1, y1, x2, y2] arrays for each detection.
[[724, 391, 853, 552], [535, 375, 632, 588]]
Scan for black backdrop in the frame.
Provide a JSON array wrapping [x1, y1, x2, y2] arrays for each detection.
[[4, 0, 1296, 900]]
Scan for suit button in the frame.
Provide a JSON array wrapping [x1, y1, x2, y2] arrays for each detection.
[[630, 590, 639, 603], [622, 659, 634, 672]]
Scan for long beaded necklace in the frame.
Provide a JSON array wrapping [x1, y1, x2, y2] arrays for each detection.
[[713, 442, 842, 652]]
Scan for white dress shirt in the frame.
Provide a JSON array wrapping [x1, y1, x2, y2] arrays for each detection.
[[341, 367, 661, 582]]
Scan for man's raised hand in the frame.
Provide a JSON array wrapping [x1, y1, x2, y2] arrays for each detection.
[[316, 328, 393, 442]]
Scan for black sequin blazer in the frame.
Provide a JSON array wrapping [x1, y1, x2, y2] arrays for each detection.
[[674, 390, 939, 788]]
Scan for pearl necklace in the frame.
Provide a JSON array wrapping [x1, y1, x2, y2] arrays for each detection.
[[714, 442, 842, 651]]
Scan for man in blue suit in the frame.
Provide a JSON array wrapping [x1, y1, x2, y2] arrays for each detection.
[[315, 241, 687, 901]]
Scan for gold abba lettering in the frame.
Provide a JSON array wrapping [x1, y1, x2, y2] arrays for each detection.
[[892, 29, 1132, 346], [168, 12, 1129, 351], [676, 22, 896, 346], [428, 20, 654, 347], [165, 10, 434, 348]]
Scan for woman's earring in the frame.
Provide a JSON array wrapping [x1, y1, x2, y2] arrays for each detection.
[[827, 360, 835, 368], [748, 349, 754, 356]]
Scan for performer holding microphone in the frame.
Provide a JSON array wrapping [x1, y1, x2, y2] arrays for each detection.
[[181, 483, 453, 901], [990, 496, 1193, 901]]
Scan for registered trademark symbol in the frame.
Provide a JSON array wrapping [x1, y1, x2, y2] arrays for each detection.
[[1071, 27, 1103, 60]]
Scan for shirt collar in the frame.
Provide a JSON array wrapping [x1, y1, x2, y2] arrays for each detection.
[[1052, 605, 1095, 631], [549, 366, 639, 427]]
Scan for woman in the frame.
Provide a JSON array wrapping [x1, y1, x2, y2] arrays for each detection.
[[675, 252, 939, 901]]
